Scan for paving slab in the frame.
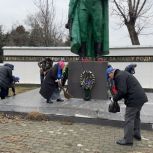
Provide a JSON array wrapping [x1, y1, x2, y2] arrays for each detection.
[[0, 88, 153, 126], [0, 119, 153, 153]]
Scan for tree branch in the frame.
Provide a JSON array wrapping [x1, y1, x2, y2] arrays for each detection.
[[137, 0, 147, 16], [114, 0, 128, 22]]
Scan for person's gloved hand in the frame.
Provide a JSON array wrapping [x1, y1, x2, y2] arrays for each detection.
[[14, 77, 20, 82], [65, 19, 71, 29], [110, 97, 118, 103], [110, 97, 114, 102], [55, 79, 61, 84]]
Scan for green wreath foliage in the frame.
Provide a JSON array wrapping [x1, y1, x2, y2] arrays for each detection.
[[80, 70, 96, 90]]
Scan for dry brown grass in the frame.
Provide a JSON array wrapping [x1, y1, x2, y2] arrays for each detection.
[[60, 118, 74, 125], [8, 85, 38, 96], [0, 112, 48, 122], [0, 113, 23, 123], [25, 112, 48, 121]]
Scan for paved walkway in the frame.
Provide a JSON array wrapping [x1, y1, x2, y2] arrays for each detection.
[[0, 88, 153, 125], [0, 89, 153, 153], [0, 118, 153, 153]]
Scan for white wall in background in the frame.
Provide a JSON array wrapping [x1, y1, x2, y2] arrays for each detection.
[[2, 46, 153, 88]]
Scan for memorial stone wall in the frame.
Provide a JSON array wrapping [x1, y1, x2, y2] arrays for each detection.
[[1, 46, 153, 89]]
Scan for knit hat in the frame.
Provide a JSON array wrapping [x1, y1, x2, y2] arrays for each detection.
[[106, 67, 115, 79], [58, 60, 65, 69], [14, 76, 20, 82], [4, 63, 14, 70]]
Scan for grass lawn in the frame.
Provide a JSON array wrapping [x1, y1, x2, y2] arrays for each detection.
[[8, 85, 39, 96]]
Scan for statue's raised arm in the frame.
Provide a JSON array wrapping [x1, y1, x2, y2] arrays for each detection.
[[65, 0, 78, 29]]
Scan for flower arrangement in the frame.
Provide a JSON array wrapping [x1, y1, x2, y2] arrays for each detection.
[[80, 70, 96, 90]]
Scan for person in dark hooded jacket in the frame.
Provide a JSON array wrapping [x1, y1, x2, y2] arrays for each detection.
[[0, 63, 14, 99], [107, 68, 148, 146], [107, 64, 137, 97], [38, 57, 53, 84], [125, 64, 137, 74]]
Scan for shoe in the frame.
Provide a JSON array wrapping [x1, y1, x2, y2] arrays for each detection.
[[134, 135, 141, 141], [56, 98, 64, 102], [46, 100, 53, 104], [116, 139, 133, 146]]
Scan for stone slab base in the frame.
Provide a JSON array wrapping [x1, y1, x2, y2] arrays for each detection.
[[68, 61, 108, 100]]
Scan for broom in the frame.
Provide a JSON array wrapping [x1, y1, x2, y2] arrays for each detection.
[[58, 82, 73, 99]]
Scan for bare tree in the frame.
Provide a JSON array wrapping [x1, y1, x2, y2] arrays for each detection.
[[6, 25, 29, 46], [26, 0, 64, 46], [111, 0, 153, 45], [0, 25, 4, 48]]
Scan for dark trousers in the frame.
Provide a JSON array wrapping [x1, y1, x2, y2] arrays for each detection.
[[0, 87, 8, 99], [40, 73, 45, 84], [124, 105, 142, 143], [12, 87, 15, 94]]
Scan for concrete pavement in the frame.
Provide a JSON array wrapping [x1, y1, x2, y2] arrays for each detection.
[[0, 88, 153, 153], [0, 88, 153, 127]]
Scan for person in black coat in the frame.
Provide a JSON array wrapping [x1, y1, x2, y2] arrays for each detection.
[[38, 57, 53, 84], [0, 63, 14, 99], [107, 68, 148, 146], [39, 60, 65, 103], [125, 64, 137, 74], [107, 64, 137, 97]]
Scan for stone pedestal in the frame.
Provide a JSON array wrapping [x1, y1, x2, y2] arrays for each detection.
[[68, 61, 108, 100]]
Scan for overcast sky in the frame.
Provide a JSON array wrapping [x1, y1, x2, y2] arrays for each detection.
[[0, 0, 153, 47]]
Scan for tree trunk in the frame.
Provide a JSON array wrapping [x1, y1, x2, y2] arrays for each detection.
[[126, 23, 140, 45]]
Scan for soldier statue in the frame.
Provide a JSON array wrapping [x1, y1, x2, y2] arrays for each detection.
[[66, 0, 109, 60]]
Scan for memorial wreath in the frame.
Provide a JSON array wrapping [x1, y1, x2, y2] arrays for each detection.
[[80, 70, 96, 100]]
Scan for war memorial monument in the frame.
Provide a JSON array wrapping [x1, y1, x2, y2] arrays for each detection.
[[66, 0, 109, 100]]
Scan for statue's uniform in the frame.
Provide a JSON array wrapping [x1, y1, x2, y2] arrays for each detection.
[[68, 0, 109, 58], [79, 0, 102, 43]]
